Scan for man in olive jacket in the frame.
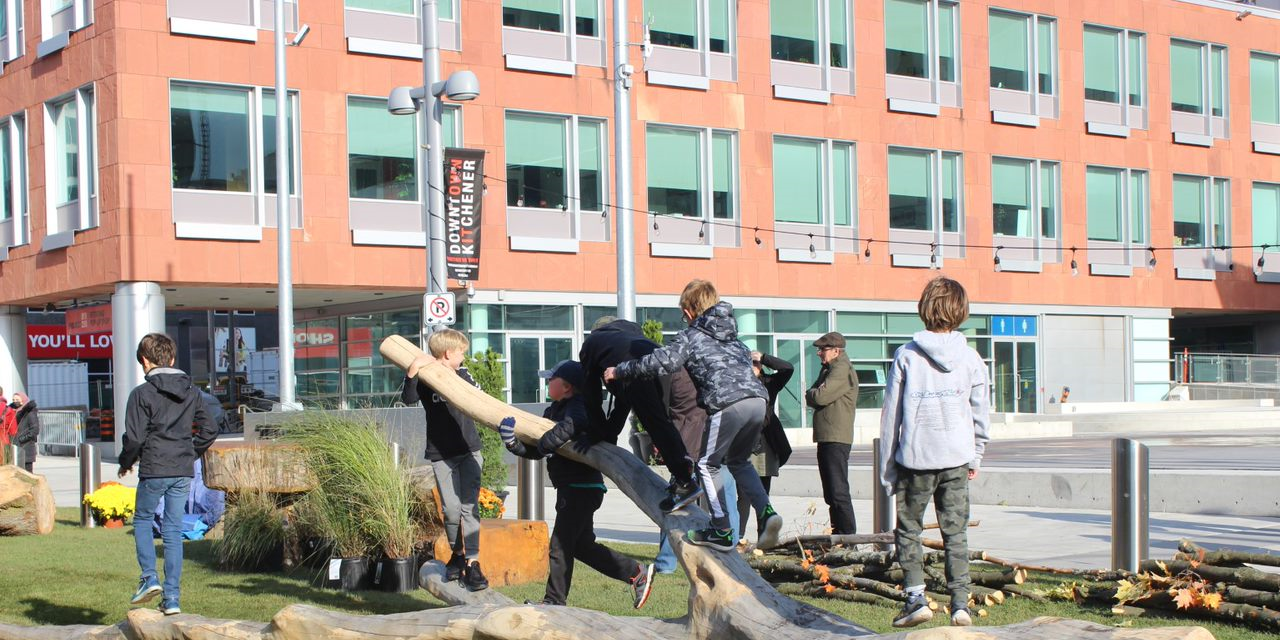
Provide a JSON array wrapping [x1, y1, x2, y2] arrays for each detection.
[[806, 332, 858, 534]]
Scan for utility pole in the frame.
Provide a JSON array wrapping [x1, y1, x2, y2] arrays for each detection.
[[424, 0, 447, 303], [614, 0, 636, 321], [273, 0, 296, 408]]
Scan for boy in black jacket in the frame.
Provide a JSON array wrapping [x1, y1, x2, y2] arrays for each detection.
[[402, 328, 488, 591], [118, 333, 218, 616], [498, 360, 655, 609]]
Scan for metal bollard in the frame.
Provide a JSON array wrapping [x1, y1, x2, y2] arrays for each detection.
[[517, 456, 545, 521], [79, 443, 102, 528], [1111, 438, 1150, 572], [390, 442, 401, 469], [3, 444, 20, 469], [871, 438, 896, 551]]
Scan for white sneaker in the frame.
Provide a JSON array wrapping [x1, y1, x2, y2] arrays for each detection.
[[951, 608, 972, 626], [892, 595, 933, 628]]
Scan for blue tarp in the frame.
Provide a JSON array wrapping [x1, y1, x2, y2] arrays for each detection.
[[153, 457, 225, 540]]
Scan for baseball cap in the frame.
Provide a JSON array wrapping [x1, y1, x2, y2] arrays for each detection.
[[538, 360, 585, 389], [814, 332, 846, 349]]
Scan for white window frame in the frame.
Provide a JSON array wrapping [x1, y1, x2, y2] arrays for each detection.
[[884, 0, 960, 114], [987, 8, 1056, 126], [643, 0, 737, 90], [42, 85, 96, 250], [169, 0, 299, 43], [1251, 51, 1280, 154], [1171, 174, 1231, 279], [990, 156, 1060, 271], [1082, 24, 1146, 137], [501, 0, 603, 75], [1169, 38, 1228, 146], [1, 0, 26, 64], [770, 135, 854, 263], [0, 112, 28, 255], [504, 109, 610, 252], [1253, 181, 1280, 282], [887, 145, 964, 267], [38, 0, 91, 57], [645, 124, 739, 255], [1085, 165, 1149, 276]]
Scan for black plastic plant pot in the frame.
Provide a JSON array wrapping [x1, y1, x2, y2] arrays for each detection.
[[376, 556, 419, 593], [326, 556, 370, 591]]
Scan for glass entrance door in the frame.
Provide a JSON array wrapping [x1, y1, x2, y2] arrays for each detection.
[[507, 335, 574, 403], [772, 337, 823, 430], [993, 340, 1037, 413]]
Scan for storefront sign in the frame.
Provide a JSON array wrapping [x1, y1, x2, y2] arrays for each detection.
[[443, 147, 485, 281], [66, 304, 112, 335], [28, 325, 113, 359]]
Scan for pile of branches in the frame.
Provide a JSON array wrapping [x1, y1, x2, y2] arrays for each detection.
[[748, 532, 1280, 631]]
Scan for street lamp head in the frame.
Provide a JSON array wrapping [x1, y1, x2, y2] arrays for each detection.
[[441, 70, 480, 101], [387, 86, 421, 115]]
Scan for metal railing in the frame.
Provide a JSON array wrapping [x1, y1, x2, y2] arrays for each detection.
[[37, 409, 87, 457], [1173, 352, 1280, 386]]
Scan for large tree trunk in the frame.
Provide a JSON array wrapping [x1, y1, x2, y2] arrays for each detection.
[[0, 466, 55, 536]]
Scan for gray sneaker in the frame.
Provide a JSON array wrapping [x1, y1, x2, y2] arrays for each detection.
[[892, 594, 933, 628], [951, 608, 972, 626]]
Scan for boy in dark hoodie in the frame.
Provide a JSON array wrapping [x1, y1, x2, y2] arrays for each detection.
[[498, 360, 655, 609], [118, 333, 218, 616], [605, 279, 782, 551]]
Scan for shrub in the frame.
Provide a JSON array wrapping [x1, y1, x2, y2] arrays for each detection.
[[215, 491, 285, 570], [82, 482, 136, 524], [464, 349, 511, 495]]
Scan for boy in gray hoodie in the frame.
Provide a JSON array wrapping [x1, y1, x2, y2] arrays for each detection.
[[878, 277, 990, 628]]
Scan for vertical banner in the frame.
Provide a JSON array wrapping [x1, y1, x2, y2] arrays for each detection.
[[444, 147, 485, 281]]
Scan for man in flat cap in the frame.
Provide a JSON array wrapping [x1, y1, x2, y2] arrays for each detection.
[[806, 331, 859, 535]]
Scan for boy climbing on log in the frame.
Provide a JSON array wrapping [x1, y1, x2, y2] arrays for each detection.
[[403, 329, 488, 592], [498, 360, 656, 609], [879, 277, 991, 628], [118, 333, 218, 616], [605, 279, 783, 551]]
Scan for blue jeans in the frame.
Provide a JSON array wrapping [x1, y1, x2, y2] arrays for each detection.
[[133, 476, 191, 602], [654, 471, 738, 573]]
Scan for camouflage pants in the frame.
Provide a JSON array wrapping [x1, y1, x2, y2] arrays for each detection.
[[894, 464, 970, 607]]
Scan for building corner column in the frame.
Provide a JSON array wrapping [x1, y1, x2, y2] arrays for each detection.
[[0, 306, 28, 397], [111, 283, 166, 455]]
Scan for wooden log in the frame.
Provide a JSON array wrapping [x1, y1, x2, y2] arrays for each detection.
[[826, 571, 908, 601], [1003, 585, 1048, 602], [269, 603, 500, 640], [971, 568, 1025, 587], [777, 582, 902, 608], [970, 585, 1005, 606], [202, 441, 314, 494], [766, 533, 894, 551], [0, 622, 126, 640], [419, 560, 516, 607], [1179, 539, 1280, 568], [125, 609, 268, 640], [0, 466, 55, 536], [1141, 559, 1280, 592], [923, 520, 979, 530], [1217, 583, 1280, 608]]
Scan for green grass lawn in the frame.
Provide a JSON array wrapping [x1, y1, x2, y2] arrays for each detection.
[[0, 510, 1269, 640]]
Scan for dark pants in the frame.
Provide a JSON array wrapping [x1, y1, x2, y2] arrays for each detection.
[[817, 442, 856, 534], [544, 487, 640, 605], [894, 465, 971, 607], [622, 379, 694, 482]]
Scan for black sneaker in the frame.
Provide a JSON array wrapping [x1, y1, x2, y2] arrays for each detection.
[[463, 560, 489, 591], [756, 512, 783, 549], [686, 528, 734, 551], [892, 593, 933, 628], [659, 479, 704, 512], [630, 563, 655, 609], [445, 554, 466, 582]]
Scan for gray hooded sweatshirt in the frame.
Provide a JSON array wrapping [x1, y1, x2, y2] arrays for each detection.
[[878, 330, 990, 492]]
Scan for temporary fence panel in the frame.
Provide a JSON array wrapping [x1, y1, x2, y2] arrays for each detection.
[[27, 361, 91, 410], [37, 409, 86, 457]]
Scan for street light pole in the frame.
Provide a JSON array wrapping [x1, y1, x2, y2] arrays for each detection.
[[273, 0, 296, 408], [614, 0, 636, 321], [422, 0, 447, 303]]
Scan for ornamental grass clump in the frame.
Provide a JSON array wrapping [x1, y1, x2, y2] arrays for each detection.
[[215, 490, 286, 570], [280, 415, 419, 560], [82, 482, 136, 524]]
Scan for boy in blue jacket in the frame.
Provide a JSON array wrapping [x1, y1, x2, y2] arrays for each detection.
[[879, 277, 990, 628]]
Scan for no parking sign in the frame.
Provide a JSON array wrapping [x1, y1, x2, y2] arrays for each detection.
[[423, 292, 456, 327]]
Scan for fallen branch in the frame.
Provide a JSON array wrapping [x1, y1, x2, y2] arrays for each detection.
[[924, 520, 979, 531], [971, 568, 1026, 587], [766, 533, 893, 551], [777, 582, 901, 608], [1003, 585, 1048, 602], [1141, 559, 1280, 592], [1217, 583, 1280, 608], [1178, 539, 1280, 568]]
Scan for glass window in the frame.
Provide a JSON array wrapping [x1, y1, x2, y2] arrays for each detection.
[[711, 131, 733, 220], [837, 312, 884, 334], [505, 304, 573, 330], [1086, 167, 1121, 242], [888, 148, 930, 230], [1251, 53, 1280, 125], [771, 0, 817, 64], [1211, 46, 1226, 118], [1, 1, 6, 34], [1171, 40, 1204, 114], [1127, 32, 1144, 106], [773, 309, 827, 333], [937, 2, 955, 82], [51, 99, 78, 205], [1037, 18, 1055, 95], [441, 104, 459, 149], [709, 0, 730, 52], [989, 11, 1028, 91], [578, 119, 604, 212], [992, 158, 1031, 237], [505, 113, 566, 209], [1129, 171, 1146, 245], [1040, 162, 1057, 239], [832, 142, 852, 226], [1212, 178, 1228, 248], [345, 0, 414, 14], [650, 0, 696, 49], [1254, 182, 1280, 249], [885, 0, 928, 78], [347, 97, 416, 201], [503, 0, 562, 32], [172, 86, 251, 194], [1173, 175, 1205, 247], [773, 137, 821, 224], [262, 90, 297, 196], [648, 127, 701, 217], [576, 0, 597, 36], [941, 152, 959, 232], [438, 0, 454, 20], [1084, 26, 1120, 103], [0, 122, 9, 222], [829, 0, 849, 68]]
